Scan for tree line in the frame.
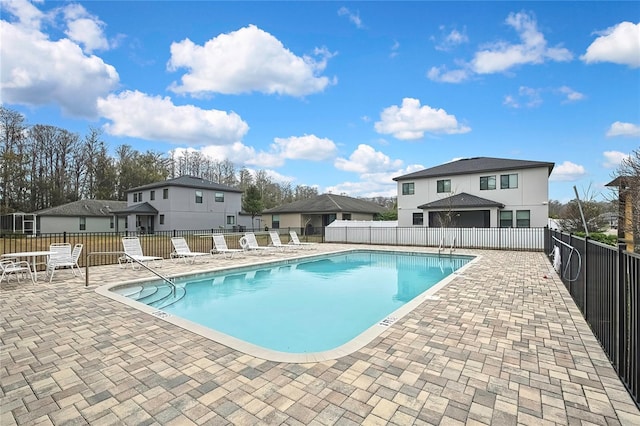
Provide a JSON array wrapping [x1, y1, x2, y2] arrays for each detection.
[[0, 106, 337, 214]]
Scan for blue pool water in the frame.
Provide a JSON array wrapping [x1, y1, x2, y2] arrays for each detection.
[[112, 251, 472, 354]]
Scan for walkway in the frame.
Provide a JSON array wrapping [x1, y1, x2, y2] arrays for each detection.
[[1, 245, 638, 425]]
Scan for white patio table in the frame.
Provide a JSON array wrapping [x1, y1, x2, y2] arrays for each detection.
[[1, 251, 54, 282]]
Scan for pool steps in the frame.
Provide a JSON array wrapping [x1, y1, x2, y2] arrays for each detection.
[[111, 284, 186, 309]]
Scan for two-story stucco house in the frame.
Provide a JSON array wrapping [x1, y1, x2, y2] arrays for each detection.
[[115, 176, 243, 233], [393, 157, 555, 228]]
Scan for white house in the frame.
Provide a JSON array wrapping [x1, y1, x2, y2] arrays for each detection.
[[393, 157, 554, 228], [115, 176, 243, 233]]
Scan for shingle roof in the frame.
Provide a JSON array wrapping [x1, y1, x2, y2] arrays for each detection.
[[128, 175, 243, 193], [393, 157, 555, 181], [111, 202, 159, 214], [417, 192, 504, 209], [263, 194, 386, 214], [35, 200, 127, 216]]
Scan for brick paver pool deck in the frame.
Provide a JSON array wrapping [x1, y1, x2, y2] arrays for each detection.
[[1, 244, 639, 425]]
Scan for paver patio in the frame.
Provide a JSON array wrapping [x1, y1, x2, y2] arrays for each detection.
[[1, 244, 639, 425]]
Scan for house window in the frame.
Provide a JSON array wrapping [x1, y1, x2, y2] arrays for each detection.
[[133, 193, 138, 202], [137, 192, 142, 201], [163, 188, 169, 199], [79, 217, 86, 231], [272, 214, 280, 229], [480, 176, 496, 190], [499, 211, 513, 228], [227, 215, 235, 225], [343, 213, 351, 220], [412, 212, 423, 226], [159, 214, 165, 225], [500, 174, 518, 189], [437, 179, 451, 193], [516, 210, 530, 228], [195, 190, 203, 203], [402, 182, 415, 195], [150, 190, 155, 200], [110, 216, 114, 229], [215, 192, 224, 202]]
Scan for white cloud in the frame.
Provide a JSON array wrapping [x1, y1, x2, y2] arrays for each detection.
[[472, 12, 572, 74], [374, 98, 471, 140], [61, 3, 110, 52], [606, 121, 640, 138], [503, 86, 543, 108], [334, 144, 403, 174], [557, 86, 585, 103], [337, 7, 363, 29], [167, 25, 335, 97], [581, 21, 640, 68], [427, 66, 471, 83], [0, 2, 119, 117], [433, 26, 469, 51], [390, 40, 400, 58], [325, 164, 424, 198], [197, 134, 337, 168], [549, 161, 587, 181], [97, 90, 249, 145], [603, 151, 630, 168]]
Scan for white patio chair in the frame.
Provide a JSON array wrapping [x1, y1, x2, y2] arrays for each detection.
[[239, 233, 277, 255], [211, 234, 244, 259], [120, 237, 163, 269], [46, 243, 83, 282], [0, 259, 35, 284], [268, 231, 298, 251], [289, 231, 317, 249], [170, 237, 211, 264]]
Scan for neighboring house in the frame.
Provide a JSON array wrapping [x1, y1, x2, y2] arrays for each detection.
[[35, 200, 127, 233], [115, 176, 243, 233], [393, 157, 555, 228], [262, 193, 386, 233], [606, 176, 636, 252]]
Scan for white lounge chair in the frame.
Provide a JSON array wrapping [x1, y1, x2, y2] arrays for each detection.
[[0, 258, 34, 284], [268, 231, 298, 251], [170, 237, 211, 264], [289, 231, 317, 249], [212, 235, 244, 258], [120, 237, 163, 269], [239, 233, 277, 255], [45, 243, 83, 282]]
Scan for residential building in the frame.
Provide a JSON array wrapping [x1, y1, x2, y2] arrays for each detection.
[[606, 176, 636, 252], [115, 176, 243, 233], [262, 193, 386, 234], [35, 200, 127, 233], [393, 157, 554, 228]]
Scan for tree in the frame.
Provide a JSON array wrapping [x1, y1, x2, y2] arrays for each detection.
[[559, 185, 606, 233], [0, 107, 28, 213], [242, 185, 263, 228]]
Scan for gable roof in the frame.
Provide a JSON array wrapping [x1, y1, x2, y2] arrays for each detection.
[[263, 194, 386, 214], [393, 157, 555, 181], [417, 192, 504, 209], [35, 200, 127, 217], [111, 202, 158, 214], [128, 175, 243, 193]]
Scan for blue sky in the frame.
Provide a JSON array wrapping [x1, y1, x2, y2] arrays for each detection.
[[1, 1, 638, 202]]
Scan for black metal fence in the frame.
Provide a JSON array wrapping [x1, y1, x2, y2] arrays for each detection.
[[0, 227, 320, 268], [546, 229, 639, 408]]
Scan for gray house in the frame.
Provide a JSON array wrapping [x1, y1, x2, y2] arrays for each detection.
[[262, 194, 386, 233], [394, 157, 554, 228], [115, 176, 243, 233], [35, 200, 127, 233]]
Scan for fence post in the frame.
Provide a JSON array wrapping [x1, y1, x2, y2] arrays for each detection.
[[583, 235, 589, 318], [63, 231, 67, 243], [617, 242, 626, 372]]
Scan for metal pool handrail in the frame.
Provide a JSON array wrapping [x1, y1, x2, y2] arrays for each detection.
[[85, 251, 176, 294]]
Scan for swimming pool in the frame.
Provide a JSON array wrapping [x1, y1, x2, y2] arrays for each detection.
[[99, 250, 475, 362]]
